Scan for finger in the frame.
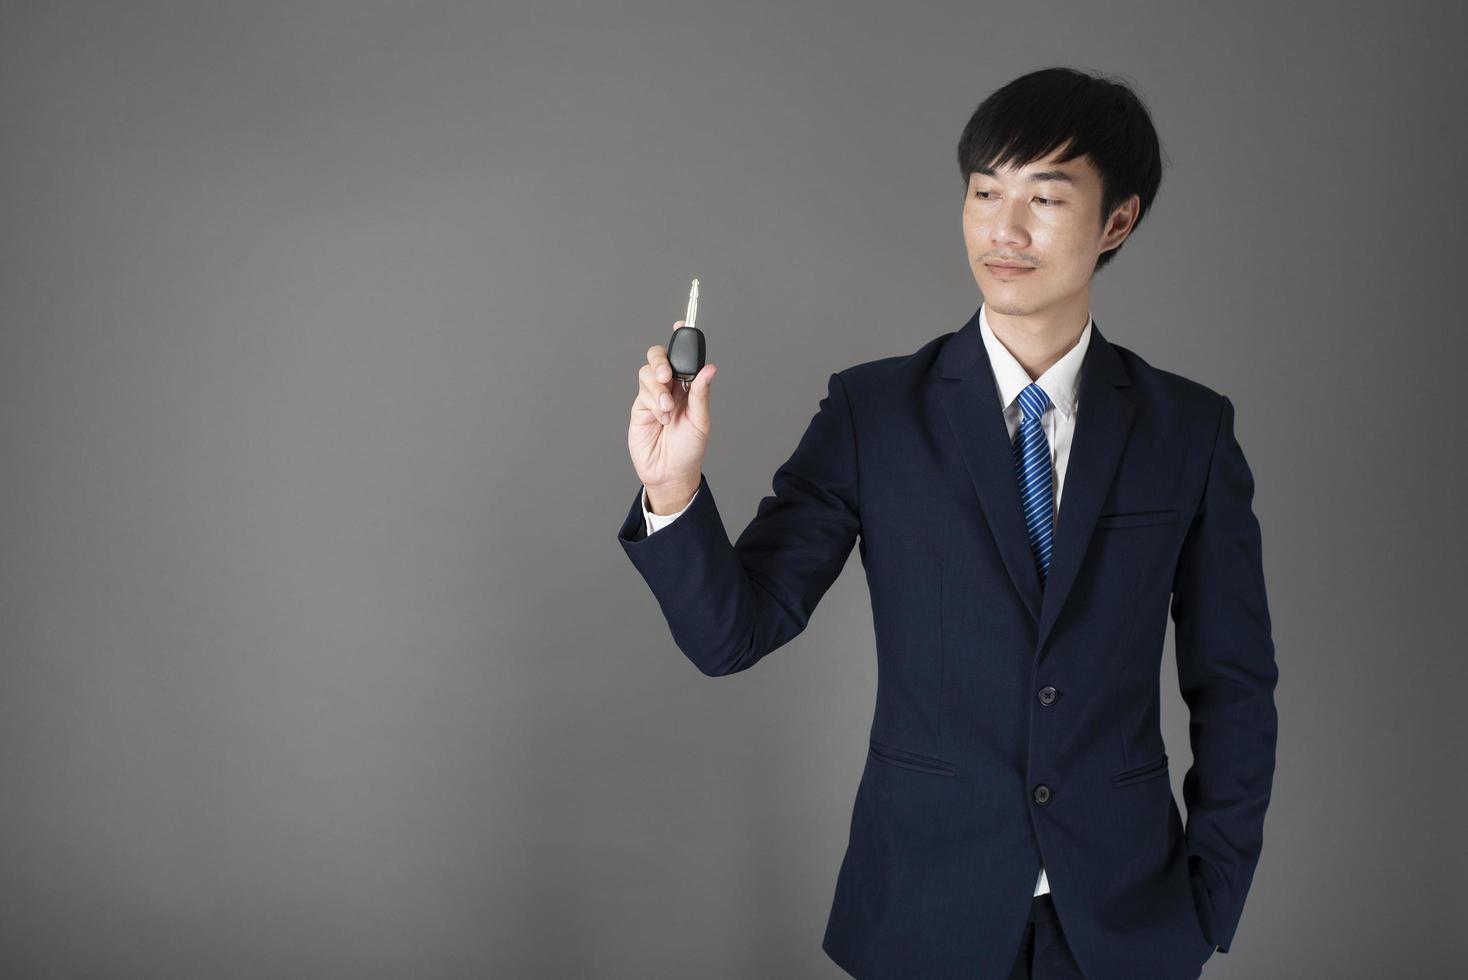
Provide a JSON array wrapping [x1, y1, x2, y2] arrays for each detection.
[[636, 377, 673, 426], [648, 336, 677, 385], [652, 322, 687, 382], [639, 361, 675, 405], [631, 390, 670, 427], [638, 368, 677, 420], [630, 396, 659, 426], [685, 362, 716, 430]]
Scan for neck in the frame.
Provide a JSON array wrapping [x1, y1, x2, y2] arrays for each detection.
[[985, 295, 1090, 380]]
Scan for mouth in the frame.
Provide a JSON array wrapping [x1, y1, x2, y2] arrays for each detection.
[[984, 263, 1036, 277]]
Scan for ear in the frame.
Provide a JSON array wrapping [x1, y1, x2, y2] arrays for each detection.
[[1101, 193, 1141, 252]]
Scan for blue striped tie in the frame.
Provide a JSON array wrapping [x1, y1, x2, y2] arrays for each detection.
[[1012, 383, 1055, 589]]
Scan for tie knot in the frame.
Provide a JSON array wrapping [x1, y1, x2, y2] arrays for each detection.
[[1017, 383, 1052, 422]]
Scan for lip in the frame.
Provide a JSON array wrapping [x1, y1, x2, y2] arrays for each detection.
[[985, 263, 1036, 277]]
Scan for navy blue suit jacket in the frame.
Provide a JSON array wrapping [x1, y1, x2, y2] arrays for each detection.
[[617, 308, 1279, 979]]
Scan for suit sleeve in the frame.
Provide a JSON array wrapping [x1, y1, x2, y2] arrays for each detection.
[[1170, 394, 1280, 955], [616, 372, 862, 676]]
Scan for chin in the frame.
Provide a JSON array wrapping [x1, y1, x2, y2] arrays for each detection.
[[981, 288, 1048, 316]]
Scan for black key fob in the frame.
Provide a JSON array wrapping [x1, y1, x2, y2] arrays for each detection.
[[667, 324, 706, 385]]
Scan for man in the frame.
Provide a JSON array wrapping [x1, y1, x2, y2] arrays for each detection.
[[618, 66, 1278, 979]]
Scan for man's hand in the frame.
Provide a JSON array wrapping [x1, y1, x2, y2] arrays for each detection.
[[627, 323, 716, 512]]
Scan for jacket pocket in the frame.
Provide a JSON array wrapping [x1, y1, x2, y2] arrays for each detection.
[[1112, 752, 1169, 787], [868, 740, 957, 777], [1094, 509, 1180, 529]]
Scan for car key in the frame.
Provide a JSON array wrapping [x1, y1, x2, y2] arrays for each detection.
[[667, 278, 706, 393]]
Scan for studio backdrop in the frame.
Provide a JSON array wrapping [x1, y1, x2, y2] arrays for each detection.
[[1, 2, 1463, 978]]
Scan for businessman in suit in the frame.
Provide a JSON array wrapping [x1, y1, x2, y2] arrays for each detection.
[[618, 67, 1278, 979]]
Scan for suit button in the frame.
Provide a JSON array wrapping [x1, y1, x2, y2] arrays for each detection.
[[1038, 686, 1057, 706], [1033, 784, 1051, 805]]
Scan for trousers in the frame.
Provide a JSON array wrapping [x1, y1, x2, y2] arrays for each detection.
[[1006, 894, 1208, 979], [1005, 894, 1086, 980]]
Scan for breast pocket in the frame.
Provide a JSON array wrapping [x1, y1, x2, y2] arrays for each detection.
[[1094, 508, 1180, 530]]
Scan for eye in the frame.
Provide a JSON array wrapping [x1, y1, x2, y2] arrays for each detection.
[[973, 190, 1061, 206]]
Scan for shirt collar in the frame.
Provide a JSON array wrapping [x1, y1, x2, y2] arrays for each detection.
[[978, 302, 1091, 419]]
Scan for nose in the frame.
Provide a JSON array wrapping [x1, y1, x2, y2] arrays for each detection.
[[990, 198, 1030, 249]]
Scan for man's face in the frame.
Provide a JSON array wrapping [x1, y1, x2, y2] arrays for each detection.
[[961, 149, 1137, 318]]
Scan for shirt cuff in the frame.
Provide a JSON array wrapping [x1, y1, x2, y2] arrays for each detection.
[[642, 485, 699, 535]]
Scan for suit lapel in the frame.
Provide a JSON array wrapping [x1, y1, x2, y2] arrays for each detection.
[[939, 315, 1043, 622], [1034, 333, 1135, 655], [936, 308, 1136, 653]]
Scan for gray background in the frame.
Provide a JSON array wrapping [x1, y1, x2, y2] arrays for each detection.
[[2, 1, 1464, 977]]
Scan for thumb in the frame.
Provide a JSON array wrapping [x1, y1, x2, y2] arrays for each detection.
[[686, 363, 716, 429]]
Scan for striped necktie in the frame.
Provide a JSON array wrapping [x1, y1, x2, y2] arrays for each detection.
[[1012, 382, 1055, 589]]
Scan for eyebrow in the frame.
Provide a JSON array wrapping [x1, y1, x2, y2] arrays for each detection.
[[974, 165, 1076, 184]]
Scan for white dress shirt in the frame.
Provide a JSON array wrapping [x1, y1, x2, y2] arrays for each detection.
[[640, 302, 1093, 897]]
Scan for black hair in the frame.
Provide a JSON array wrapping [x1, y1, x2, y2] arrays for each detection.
[[956, 67, 1165, 273]]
